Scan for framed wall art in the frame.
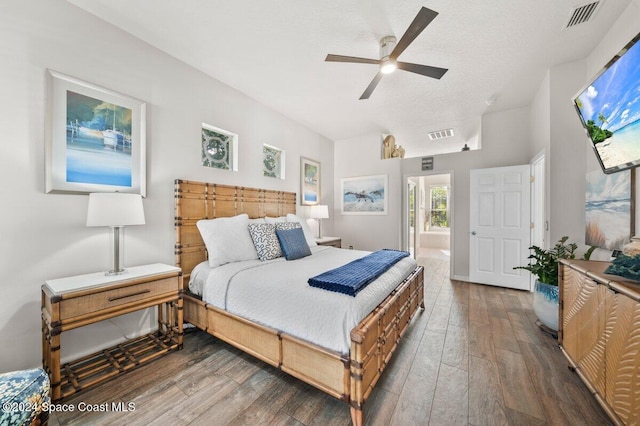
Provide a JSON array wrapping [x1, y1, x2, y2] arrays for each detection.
[[301, 157, 320, 205], [341, 174, 388, 215], [263, 144, 285, 179], [585, 169, 634, 250], [202, 123, 238, 171], [45, 70, 147, 195]]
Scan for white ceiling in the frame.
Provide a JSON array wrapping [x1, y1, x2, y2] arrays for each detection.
[[65, 0, 631, 157]]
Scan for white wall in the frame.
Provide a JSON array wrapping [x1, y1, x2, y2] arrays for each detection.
[[333, 134, 402, 250], [335, 0, 640, 282], [407, 107, 532, 280], [333, 107, 530, 279], [537, 0, 640, 248], [0, 0, 333, 371], [548, 60, 588, 245], [335, 1, 640, 285]]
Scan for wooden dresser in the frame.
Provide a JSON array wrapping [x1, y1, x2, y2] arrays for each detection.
[[559, 259, 640, 425]]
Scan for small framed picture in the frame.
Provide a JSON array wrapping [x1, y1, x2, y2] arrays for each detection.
[[301, 157, 320, 205], [263, 144, 285, 179], [45, 70, 146, 195], [202, 123, 238, 171], [341, 174, 388, 215]]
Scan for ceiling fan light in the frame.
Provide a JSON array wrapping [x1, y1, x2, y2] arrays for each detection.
[[380, 59, 397, 74]]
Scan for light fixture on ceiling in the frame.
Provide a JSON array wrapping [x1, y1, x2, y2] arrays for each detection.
[[485, 96, 497, 106], [380, 59, 397, 74], [379, 36, 397, 74], [324, 8, 448, 100], [461, 144, 470, 151]]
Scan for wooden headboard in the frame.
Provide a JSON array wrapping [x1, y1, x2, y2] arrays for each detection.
[[174, 179, 297, 286]]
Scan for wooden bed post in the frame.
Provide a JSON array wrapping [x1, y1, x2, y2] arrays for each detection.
[[350, 405, 363, 426]]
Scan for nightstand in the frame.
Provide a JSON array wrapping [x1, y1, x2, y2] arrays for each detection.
[[41, 263, 183, 401], [316, 236, 342, 248]]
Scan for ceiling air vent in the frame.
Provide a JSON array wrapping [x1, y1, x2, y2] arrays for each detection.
[[428, 128, 454, 141], [564, 1, 602, 29]]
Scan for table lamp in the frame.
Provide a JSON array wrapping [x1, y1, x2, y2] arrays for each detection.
[[87, 193, 145, 275], [309, 205, 329, 238]]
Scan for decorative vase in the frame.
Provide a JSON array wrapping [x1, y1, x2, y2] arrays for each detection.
[[533, 280, 559, 331]]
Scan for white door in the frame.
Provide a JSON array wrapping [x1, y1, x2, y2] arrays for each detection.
[[469, 164, 531, 290]]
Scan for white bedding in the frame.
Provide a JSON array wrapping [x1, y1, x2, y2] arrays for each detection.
[[189, 246, 417, 354]]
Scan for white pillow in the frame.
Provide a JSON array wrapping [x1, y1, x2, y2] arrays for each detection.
[[286, 213, 318, 247], [264, 216, 286, 224], [197, 214, 258, 267]]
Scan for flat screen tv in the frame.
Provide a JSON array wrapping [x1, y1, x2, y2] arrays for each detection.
[[573, 31, 640, 174]]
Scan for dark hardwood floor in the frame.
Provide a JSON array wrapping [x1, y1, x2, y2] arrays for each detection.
[[49, 256, 612, 425]]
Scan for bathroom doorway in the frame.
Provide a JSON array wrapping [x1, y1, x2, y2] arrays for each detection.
[[407, 173, 452, 262]]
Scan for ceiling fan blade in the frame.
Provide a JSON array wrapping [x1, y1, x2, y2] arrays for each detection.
[[325, 54, 380, 65], [390, 7, 438, 60], [360, 72, 384, 100], [397, 62, 448, 79]]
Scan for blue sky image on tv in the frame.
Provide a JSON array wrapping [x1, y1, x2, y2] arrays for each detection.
[[575, 33, 640, 173]]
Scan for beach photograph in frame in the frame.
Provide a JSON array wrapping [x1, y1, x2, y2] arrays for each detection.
[[341, 174, 388, 215], [585, 169, 634, 250], [46, 70, 146, 196], [263, 144, 285, 179], [201, 123, 238, 171], [301, 157, 320, 205]]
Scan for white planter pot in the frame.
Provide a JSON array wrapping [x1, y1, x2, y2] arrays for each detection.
[[533, 280, 559, 331]]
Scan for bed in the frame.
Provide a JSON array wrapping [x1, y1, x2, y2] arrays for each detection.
[[174, 179, 424, 425]]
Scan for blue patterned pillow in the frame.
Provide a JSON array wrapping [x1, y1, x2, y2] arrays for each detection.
[[248, 223, 282, 261], [276, 227, 311, 260]]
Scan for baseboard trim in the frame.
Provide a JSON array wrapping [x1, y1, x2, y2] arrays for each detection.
[[452, 275, 470, 282]]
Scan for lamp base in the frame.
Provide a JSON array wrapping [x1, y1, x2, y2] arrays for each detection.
[[108, 226, 126, 277]]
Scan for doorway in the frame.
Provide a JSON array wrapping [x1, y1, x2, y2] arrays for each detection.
[[406, 173, 452, 264]]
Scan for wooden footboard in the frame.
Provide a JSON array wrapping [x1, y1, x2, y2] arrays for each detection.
[[181, 265, 424, 425], [350, 265, 424, 422]]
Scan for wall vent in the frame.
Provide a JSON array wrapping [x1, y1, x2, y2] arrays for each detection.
[[428, 128, 454, 140], [564, 1, 602, 29]]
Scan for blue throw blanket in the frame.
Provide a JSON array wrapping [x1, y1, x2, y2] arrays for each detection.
[[308, 249, 409, 296]]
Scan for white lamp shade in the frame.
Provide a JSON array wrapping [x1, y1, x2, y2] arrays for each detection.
[[87, 193, 146, 227], [308, 204, 329, 219]]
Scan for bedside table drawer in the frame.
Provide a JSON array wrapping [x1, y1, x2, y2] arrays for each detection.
[[59, 276, 178, 320]]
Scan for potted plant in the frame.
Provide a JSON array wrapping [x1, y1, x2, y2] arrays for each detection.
[[515, 237, 595, 333]]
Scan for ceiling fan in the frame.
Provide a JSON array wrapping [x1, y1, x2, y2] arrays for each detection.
[[325, 7, 448, 100]]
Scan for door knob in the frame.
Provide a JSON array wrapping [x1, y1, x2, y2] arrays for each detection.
[[471, 231, 476, 235]]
